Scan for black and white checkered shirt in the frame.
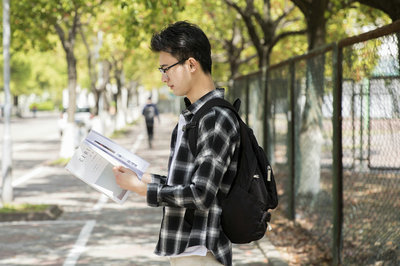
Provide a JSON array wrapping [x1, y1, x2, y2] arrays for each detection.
[[147, 88, 240, 265]]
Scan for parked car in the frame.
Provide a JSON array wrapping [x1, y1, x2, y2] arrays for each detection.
[[58, 107, 94, 137]]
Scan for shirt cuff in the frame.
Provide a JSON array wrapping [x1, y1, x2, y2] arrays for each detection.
[[147, 182, 161, 207], [151, 174, 167, 185]]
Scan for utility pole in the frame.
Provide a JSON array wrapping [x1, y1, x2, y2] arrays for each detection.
[[2, 0, 13, 204]]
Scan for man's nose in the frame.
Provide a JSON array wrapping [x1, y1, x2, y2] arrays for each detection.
[[161, 73, 168, 82]]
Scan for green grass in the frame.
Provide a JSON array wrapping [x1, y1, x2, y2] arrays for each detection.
[[46, 157, 70, 167], [110, 119, 139, 138], [110, 128, 130, 138], [0, 203, 50, 213], [29, 101, 55, 111]]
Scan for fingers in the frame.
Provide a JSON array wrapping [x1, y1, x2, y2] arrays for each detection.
[[113, 165, 131, 174], [112, 165, 138, 182], [112, 166, 124, 177], [112, 166, 148, 197]]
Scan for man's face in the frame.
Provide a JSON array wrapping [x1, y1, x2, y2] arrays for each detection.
[[158, 52, 191, 97]]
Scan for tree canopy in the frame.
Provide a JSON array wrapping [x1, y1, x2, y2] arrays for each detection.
[[0, 0, 394, 107]]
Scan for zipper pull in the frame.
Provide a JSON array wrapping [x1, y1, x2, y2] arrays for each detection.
[[267, 222, 272, 231], [267, 165, 272, 182]]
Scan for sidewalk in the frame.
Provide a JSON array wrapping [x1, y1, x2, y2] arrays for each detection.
[[0, 113, 287, 266]]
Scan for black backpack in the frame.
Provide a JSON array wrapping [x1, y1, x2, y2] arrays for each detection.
[[143, 105, 156, 121], [186, 97, 278, 244]]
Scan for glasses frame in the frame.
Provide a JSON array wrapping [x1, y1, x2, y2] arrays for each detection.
[[158, 58, 188, 76]]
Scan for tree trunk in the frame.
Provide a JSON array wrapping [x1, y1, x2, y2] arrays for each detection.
[[298, 55, 325, 195], [13, 95, 22, 117], [94, 90, 101, 116], [397, 32, 400, 115], [296, 0, 328, 195], [53, 9, 80, 158], [59, 44, 79, 158], [2, 0, 13, 204], [80, 28, 103, 116], [114, 66, 126, 130], [66, 49, 77, 123], [397, 32, 400, 77]]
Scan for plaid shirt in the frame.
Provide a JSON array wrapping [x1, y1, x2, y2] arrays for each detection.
[[147, 88, 240, 266]]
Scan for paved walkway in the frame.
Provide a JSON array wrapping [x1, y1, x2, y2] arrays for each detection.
[[0, 113, 287, 266]]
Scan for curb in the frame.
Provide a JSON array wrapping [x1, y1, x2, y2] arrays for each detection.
[[256, 237, 288, 266], [0, 204, 63, 222]]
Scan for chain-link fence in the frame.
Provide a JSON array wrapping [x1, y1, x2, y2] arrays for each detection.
[[229, 21, 400, 265], [340, 30, 400, 265]]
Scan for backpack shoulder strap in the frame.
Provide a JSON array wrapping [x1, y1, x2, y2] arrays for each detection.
[[186, 98, 241, 156]]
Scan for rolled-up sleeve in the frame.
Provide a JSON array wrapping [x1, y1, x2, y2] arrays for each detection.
[[147, 174, 166, 207]]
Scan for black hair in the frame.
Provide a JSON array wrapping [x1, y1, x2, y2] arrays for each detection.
[[150, 21, 212, 74]]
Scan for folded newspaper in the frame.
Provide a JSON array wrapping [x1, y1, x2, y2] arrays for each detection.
[[65, 130, 149, 204]]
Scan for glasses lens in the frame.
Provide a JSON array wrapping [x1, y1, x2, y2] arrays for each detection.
[[158, 59, 186, 76]]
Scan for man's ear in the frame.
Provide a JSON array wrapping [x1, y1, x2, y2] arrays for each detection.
[[187, 57, 197, 73]]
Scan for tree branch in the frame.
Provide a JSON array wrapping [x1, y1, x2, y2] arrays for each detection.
[[238, 53, 257, 64], [270, 29, 307, 50], [291, 0, 311, 17], [54, 23, 68, 51], [79, 26, 97, 90], [224, 0, 263, 58], [275, 5, 296, 28], [68, 7, 80, 45]]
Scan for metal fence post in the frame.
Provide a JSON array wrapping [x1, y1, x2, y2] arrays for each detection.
[[288, 61, 296, 221], [332, 43, 344, 265], [245, 76, 250, 124], [263, 68, 271, 159]]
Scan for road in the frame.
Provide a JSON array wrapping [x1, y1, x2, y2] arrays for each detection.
[[0, 112, 61, 187], [0, 112, 285, 266], [0, 112, 172, 265]]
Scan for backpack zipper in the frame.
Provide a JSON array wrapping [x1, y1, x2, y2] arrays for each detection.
[[267, 165, 272, 181], [267, 222, 272, 231]]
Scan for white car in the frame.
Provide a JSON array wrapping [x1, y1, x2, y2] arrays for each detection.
[[58, 107, 94, 137]]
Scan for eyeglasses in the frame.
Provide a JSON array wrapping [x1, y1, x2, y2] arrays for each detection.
[[158, 58, 187, 76]]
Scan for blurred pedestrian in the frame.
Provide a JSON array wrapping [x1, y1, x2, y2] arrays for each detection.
[[142, 97, 160, 148], [32, 104, 37, 118], [113, 21, 240, 266]]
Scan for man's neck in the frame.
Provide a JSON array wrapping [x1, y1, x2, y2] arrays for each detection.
[[186, 73, 215, 104]]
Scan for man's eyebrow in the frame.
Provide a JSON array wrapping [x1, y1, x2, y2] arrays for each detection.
[[159, 64, 167, 67]]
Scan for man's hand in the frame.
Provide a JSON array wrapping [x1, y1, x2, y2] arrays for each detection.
[[113, 166, 148, 197]]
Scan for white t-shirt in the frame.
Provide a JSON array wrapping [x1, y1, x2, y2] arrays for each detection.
[[167, 114, 208, 258]]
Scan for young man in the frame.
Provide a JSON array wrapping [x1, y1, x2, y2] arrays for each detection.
[[142, 96, 160, 148], [113, 21, 240, 266]]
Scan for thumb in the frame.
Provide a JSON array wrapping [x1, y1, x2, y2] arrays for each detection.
[[113, 165, 124, 173]]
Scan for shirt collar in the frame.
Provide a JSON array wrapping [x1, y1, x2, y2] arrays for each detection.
[[182, 88, 225, 120]]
